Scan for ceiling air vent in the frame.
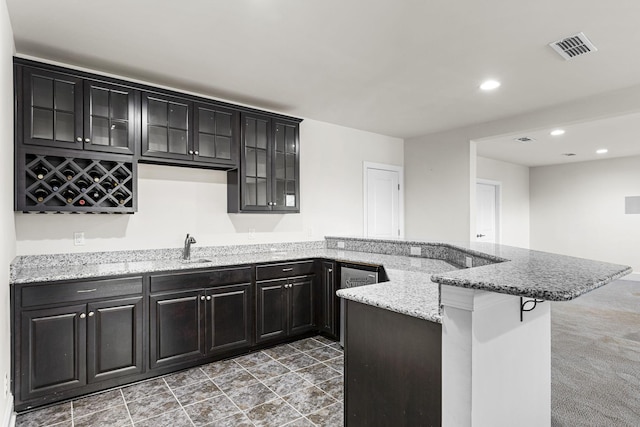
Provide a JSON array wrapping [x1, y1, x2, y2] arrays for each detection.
[[514, 136, 536, 144], [549, 32, 598, 60]]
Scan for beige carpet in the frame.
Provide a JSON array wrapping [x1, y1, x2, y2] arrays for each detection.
[[551, 279, 640, 426]]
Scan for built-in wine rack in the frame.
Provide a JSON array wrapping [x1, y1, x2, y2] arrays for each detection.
[[17, 152, 136, 213]]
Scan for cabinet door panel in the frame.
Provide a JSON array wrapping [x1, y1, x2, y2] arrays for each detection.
[[20, 304, 87, 400], [239, 113, 272, 211], [22, 68, 83, 150], [84, 80, 137, 155], [290, 277, 315, 335], [256, 280, 287, 343], [87, 296, 143, 383], [206, 283, 252, 355], [193, 102, 237, 166], [150, 290, 204, 369], [321, 261, 337, 337], [272, 119, 299, 212], [141, 93, 193, 161]]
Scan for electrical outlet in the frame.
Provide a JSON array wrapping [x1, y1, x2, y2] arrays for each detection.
[[337, 241, 345, 249], [410, 246, 421, 256], [73, 232, 85, 246], [465, 256, 473, 268]]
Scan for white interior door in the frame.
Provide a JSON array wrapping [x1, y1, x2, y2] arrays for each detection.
[[476, 181, 500, 243], [365, 166, 401, 238]]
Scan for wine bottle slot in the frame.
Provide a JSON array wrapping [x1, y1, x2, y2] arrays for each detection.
[[34, 188, 49, 203], [62, 169, 76, 181], [34, 165, 49, 180], [62, 189, 76, 204], [48, 177, 62, 192], [76, 179, 89, 192], [88, 170, 102, 183]]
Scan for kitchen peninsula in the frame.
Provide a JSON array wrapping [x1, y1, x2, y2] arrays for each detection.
[[10, 237, 631, 426]]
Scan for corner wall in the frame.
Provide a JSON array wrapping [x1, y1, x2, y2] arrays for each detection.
[[530, 155, 640, 271], [0, 0, 16, 423], [476, 156, 530, 248], [405, 129, 475, 242], [15, 116, 403, 254]]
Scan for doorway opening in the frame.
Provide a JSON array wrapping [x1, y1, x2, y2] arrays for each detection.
[[363, 162, 404, 238], [476, 179, 501, 243]]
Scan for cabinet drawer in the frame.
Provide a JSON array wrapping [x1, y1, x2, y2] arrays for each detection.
[[256, 260, 315, 281], [21, 276, 143, 308], [150, 266, 252, 293]]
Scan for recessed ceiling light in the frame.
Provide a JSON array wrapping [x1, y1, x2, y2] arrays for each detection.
[[596, 149, 608, 154], [550, 129, 565, 136], [480, 80, 501, 91], [562, 153, 577, 157]]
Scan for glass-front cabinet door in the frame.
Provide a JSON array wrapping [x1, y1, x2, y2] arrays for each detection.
[[141, 92, 193, 160], [84, 81, 136, 155], [194, 102, 237, 166], [22, 68, 83, 150], [241, 113, 271, 211], [272, 119, 299, 212]]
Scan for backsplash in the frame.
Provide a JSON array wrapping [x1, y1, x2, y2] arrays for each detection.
[[11, 240, 326, 270], [324, 236, 504, 268]]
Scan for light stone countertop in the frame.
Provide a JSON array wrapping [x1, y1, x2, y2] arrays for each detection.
[[10, 237, 633, 324]]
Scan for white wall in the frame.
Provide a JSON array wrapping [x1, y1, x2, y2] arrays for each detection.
[[405, 129, 475, 242], [530, 155, 640, 271], [0, 0, 16, 423], [476, 156, 530, 248], [15, 117, 403, 254]]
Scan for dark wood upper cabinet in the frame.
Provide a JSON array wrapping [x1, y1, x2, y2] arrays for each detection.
[[141, 94, 239, 169], [21, 66, 137, 155], [228, 113, 301, 213]]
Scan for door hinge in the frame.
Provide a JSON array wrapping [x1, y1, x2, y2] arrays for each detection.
[[397, 229, 400, 236], [398, 184, 400, 191]]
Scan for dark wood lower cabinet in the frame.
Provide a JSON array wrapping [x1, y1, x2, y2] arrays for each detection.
[[20, 304, 87, 401], [256, 275, 315, 344], [87, 297, 143, 382], [149, 290, 204, 369], [206, 283, 252, 354], [344, 300, 442, 427], [319, 261, 337, 338], [12, 260, 343, 411]]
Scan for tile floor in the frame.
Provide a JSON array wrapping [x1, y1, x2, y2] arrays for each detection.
[[16, 336, 344, 427]]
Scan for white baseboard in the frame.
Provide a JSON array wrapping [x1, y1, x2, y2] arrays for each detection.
[[1, 394, 14, 427]]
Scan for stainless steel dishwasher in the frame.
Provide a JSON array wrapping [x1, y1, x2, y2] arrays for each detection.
[[340, 263, 380, 347]]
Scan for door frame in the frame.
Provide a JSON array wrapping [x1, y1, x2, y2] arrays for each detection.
[[476, 178, 502, 243], [363, 162, 405, 238]]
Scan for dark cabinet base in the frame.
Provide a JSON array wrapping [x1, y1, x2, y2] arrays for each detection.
[[344, 300, 442, 427]]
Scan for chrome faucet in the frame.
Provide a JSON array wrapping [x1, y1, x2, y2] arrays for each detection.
[[183, 233, 196, 260]]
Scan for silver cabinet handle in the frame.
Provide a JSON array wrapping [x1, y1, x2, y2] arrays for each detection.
[[88, 312, 94, 317], [200, 295, 205, 301], [189, 150, 194, 155], [282, 268, 294, 272], [85, 138, 91, 143], [77, 289, 97, 293], [206, 295, 211, 301], [79, 313, 86, 319], [194, 151, 199, 155], [328, 268, 333, 273], [76, 137, 83, 142]]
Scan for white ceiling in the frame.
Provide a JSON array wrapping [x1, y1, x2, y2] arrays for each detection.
[[475, 112, 640, 167], [7, 0, 640, 141]]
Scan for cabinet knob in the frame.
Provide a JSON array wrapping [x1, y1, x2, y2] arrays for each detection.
[[200, 295, 205, 301], [328, 268, 333, 273], [76, 137, 83, 142], [194, 151, 199, 155], [189, 150, 194, 155], [88, 311, 95, 317], [79, 313, 86, 319], [85, 138, 91, 143], [206, 295, 211, 301]]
